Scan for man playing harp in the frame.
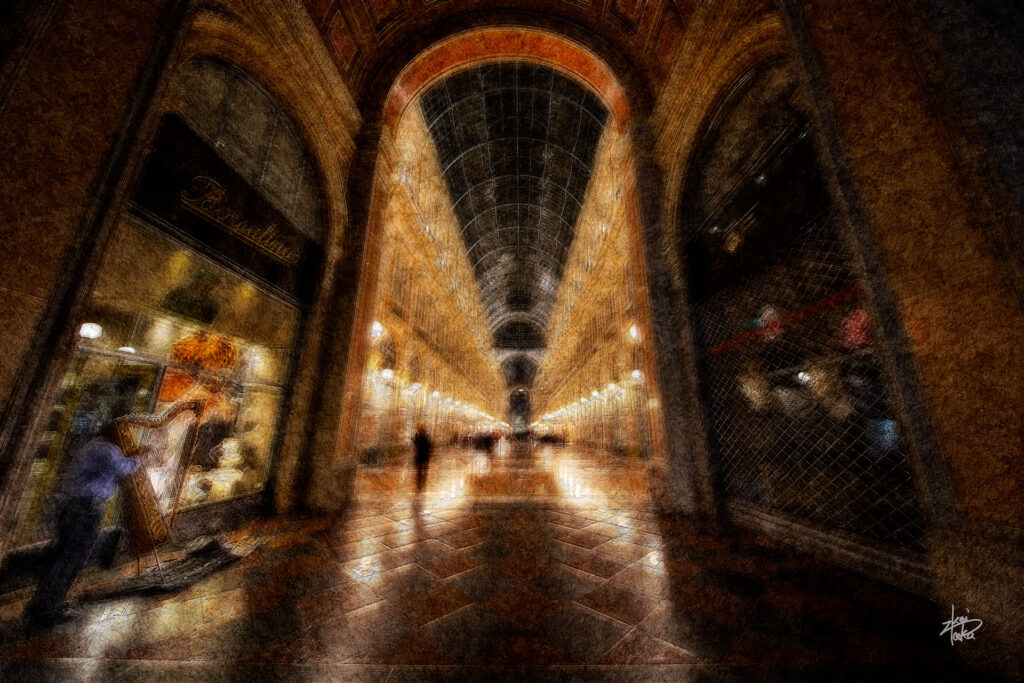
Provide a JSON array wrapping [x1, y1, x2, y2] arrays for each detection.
[[23, 420, 139, 627]]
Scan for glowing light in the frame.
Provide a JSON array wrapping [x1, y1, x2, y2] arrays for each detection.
[[145, 318, 173, 350], [592, 390, 599, 397], [629, 324, 639, 340], [381, 368, 393, 380], [607, 383, 617, 391], [169, 331, 239, 376], [432, 391, 440, 398], [78, 322, 102, 339], [632, 369, 642, 381], [797, 371, 811, 384], [117, 346, 136, 354], [370, 321, 384, 338], [724, 233, 741, 253]]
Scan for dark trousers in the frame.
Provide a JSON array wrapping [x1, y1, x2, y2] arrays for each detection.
[[28, 497, 104, 617], [415, 459, 429, 490]]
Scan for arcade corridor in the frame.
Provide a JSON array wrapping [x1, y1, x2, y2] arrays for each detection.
[[0, 445, 973, 679], [0, 0, 1022, 680]]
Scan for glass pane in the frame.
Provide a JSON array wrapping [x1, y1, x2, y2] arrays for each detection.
[[12, 219, 302, 547]]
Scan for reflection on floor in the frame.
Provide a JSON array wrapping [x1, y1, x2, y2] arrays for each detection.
[[0, 445, 976, 680]]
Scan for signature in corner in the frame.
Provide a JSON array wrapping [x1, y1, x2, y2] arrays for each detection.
[[940, 604, 982, 645]]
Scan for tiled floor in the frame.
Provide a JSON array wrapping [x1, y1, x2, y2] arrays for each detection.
[[0, 445, 982, 680]]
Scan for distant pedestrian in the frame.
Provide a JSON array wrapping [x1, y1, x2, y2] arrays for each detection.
[[413, 423, 433, 491], [24, 420, 139, 627]]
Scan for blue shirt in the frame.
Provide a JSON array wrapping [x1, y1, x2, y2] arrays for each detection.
[[62, 437, 139, 501]]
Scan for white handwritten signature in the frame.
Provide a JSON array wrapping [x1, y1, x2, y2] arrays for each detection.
[[940, 604, 982, 645]]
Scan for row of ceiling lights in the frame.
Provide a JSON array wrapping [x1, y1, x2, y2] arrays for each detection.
[[370, 319, 500, 422], [536, 322, 643, 424], [535, 372, 642, 424]]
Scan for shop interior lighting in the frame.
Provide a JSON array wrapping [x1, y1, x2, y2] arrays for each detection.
[[78, 322, 102, 339]]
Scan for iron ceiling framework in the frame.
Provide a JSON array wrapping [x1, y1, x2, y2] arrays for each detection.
[[420, 62, 608, 380]]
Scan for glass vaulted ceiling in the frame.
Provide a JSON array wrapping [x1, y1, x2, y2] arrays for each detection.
[[420, 62, 608, 358]]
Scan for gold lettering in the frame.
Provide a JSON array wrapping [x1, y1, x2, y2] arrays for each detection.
[[180, 176, 301, 265]]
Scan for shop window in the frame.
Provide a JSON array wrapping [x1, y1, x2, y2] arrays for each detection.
[[13, 221, 299, 546], [681, 59, 926, 552], [11, 58, 323, 550]]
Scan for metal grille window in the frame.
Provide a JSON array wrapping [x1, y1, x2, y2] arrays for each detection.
[[684, 59, 926, 553]]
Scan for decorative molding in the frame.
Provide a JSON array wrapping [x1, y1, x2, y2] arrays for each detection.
[[303, 0, 696, 101]]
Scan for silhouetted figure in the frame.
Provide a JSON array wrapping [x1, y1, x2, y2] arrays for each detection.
[[25, 421, 139, 627], [413, 424, 432, 491]]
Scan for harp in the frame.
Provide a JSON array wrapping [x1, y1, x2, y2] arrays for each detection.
[[112, 399, 206, 574]]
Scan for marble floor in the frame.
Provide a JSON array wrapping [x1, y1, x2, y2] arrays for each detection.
[[0, 445, 981, 680]]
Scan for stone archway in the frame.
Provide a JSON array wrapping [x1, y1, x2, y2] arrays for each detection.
[[325, 25, 673, 512]]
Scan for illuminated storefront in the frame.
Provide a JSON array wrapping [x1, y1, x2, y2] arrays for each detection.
[[8, 59, 322, 550]]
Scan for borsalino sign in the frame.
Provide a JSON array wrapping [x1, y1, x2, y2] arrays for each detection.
[[180, 176, 301, 265], [129, 114, 320, 303]]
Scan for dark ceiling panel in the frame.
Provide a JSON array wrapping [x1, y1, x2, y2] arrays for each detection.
[[421, 61, 608, 351], [501, 354, 539, 386]]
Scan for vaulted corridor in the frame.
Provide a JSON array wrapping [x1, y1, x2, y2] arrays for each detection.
[[0, 1, 1022, 680]]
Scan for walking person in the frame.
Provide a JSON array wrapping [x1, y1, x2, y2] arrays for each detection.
[[413, 423, 433, 492], [24, 420, 139, 627]]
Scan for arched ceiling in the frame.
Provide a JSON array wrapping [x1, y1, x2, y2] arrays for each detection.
[[420, 62, 608, 350], [501, 354, 538, 386], [304, 1, 694, 106]]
